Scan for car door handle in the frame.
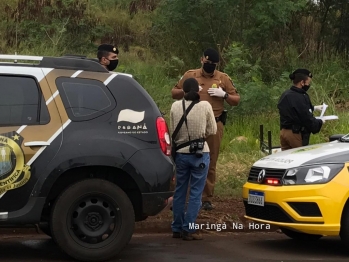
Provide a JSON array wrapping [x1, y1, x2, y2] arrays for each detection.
[[24, 141, 50, 147]]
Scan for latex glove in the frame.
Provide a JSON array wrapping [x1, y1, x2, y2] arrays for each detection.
[[208, 87, 226, 98], [199, 85, 203, 92], [314, 105, 323, 111]]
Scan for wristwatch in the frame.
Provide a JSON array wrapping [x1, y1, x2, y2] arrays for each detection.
[[223, 92, 229, 99]]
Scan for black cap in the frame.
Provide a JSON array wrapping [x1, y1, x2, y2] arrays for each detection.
[[290, 68, 312, 80], [203, 48, 219, 63], [183, 78, 199, 93], [98, 44, 119, 54]]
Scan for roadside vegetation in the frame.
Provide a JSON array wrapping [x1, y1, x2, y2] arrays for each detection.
[[1, 0, 349, 196]]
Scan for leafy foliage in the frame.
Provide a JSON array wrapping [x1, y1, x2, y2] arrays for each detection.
[[3, 0, 99, 52], [0, 0, 349, 116]]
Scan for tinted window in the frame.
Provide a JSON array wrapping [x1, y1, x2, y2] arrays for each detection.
[[0, 75, 49, 126], [56, 77, 116, 121]]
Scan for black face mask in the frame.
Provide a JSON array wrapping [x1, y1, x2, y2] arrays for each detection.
[[107, 59, 118, 71], [203, 63, 216, 74], [302, 85, 310, 92]]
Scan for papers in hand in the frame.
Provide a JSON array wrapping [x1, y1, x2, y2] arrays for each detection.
[[320, 103, 328, 118], [316, 115, 338, 120], [315, 103, 338, 121]]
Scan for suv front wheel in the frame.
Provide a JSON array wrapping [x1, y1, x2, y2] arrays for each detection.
[[50, 179, 135, 262]]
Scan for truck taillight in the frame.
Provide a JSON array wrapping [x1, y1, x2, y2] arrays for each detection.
[[156, 117, 171, 156]]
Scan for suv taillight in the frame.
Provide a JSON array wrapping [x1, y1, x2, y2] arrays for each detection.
[[156, 117, 171, 156]]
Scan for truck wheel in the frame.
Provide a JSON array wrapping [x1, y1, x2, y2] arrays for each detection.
[[50, 179, 135, 262], [280, 228, 322, 241]]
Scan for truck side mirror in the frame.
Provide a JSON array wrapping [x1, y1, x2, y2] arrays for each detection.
[[329, 134, 346, 142]]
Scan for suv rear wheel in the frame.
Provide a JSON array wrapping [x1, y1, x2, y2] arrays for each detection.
[[280, 228, 322, 241], [50, 179, 135, 262]]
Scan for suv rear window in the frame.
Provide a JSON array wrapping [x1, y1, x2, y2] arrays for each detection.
[[56, 77, 116, 121], [0, 75, 50, 126]]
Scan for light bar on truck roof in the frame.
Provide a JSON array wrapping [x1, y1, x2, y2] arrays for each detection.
[[0, 54, 43, 61], [0, 54, 109, 72]]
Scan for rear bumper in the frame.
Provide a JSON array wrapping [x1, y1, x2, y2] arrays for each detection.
[[142, 191, 174, 216]]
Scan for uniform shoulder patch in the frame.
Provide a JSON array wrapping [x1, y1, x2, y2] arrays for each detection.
[[221, 73, 235, 86], [229, 77, 235, 85], [222, 73, 232, 80], [183, 69, 198, 77], [218, 72, 230, 79], [178, 70, 195, 82], [188, 69, 199, 74]]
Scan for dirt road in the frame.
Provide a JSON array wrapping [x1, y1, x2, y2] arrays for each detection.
[[0, 231, 348, 261]]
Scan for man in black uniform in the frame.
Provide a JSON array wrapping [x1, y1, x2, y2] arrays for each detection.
[[277, 68, 325, 150], [97, 44, 119, 71]]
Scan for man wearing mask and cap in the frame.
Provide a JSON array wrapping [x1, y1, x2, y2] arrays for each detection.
[[97, 44, 119, 71], [277, 68, 325, 150], [171, 48, 240, 211]]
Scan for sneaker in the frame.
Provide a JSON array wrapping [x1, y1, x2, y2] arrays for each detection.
[[182, 230, 203, 240], [202, 201, 213, 211]]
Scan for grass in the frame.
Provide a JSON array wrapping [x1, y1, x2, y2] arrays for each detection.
[[14, 46, 349, 198]]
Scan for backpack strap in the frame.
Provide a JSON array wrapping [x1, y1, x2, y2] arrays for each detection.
[[171, 100, 198, 143]]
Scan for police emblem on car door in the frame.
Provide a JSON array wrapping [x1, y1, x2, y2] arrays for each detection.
[[0, 144, 12, 177], [0, 67, 64, 212], [0, 132, 31, 196]]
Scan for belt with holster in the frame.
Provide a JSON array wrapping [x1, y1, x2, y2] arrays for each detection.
[[281, 124, 305, 134], [215, 110, 228, 125]]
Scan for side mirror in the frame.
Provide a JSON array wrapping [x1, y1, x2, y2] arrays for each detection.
[[329, 134, 346, 142]]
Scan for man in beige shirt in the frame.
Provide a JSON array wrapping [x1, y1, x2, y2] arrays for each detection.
[[170, 78, 217, 240]]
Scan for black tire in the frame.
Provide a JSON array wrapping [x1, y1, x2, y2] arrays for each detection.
[[280, 227, 322, 241], [340, 203, 349, 247], [50, 179, 135, 262]]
